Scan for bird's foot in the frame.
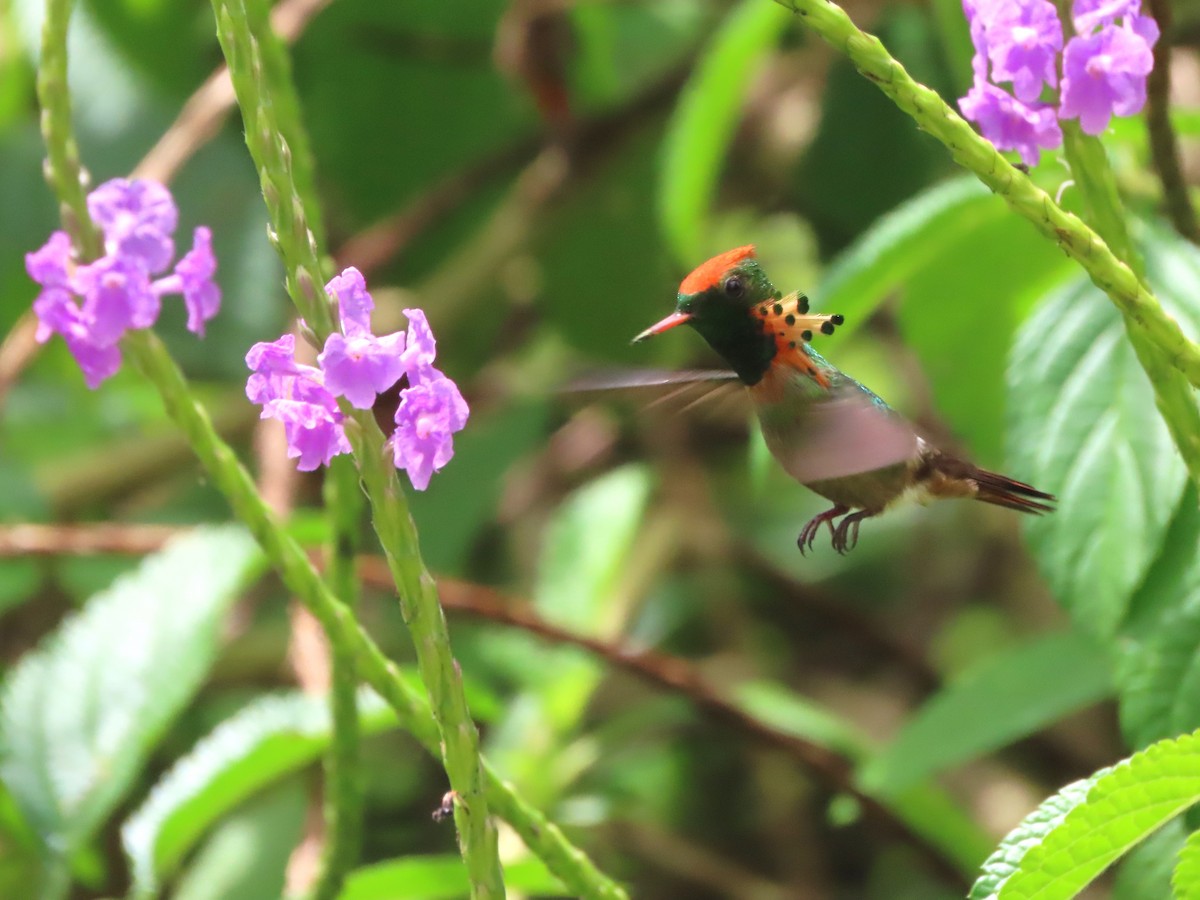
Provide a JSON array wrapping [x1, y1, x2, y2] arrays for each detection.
[[797, 505, 849, 555], [831, 509, 877, 555]]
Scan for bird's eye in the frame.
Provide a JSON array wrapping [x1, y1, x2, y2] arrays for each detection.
[[723, 276, 744, 298]]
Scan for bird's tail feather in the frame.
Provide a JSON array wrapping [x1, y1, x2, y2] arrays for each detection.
[[971, 467, 1056, 514]]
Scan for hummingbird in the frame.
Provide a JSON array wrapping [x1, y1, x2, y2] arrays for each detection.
[[632, 245, 1054, 554]]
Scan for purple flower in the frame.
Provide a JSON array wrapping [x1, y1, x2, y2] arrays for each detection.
[[987, 0, 1063, 102], [318, 268, 407, 409], [1059, 20, 1157, 133], [246, 334, 351, 470], [262, 398, 351, 472], [247, 334, 315, 403], [245, 268, 469, 485], [72, 255, 160, 346], [960, 81, 1063, 165], [400, 308, 437, 378], [32, 289, 122, 389], [245, 335, 340, 411], [26, 231, 73, 289], [87, 178, 178, 274], [392, 375, 470, 490], [169, 227, 221, 336], [318, 331, 407, 409], [958, 0, 1157, 163], [28, 178, 219, 388], [1073, 0, 1141, 32], [325, 268, 374, 336]]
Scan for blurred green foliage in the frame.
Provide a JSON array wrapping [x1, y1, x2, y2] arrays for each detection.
[[4, 0, 1200, 897]]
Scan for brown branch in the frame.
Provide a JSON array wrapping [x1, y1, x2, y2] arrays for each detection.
[[612, 820, 803, 900], [1144, 0, 1200, 245], [735, 546, 942, 694], [381, 567, 970, 889], [0, 523, 181, 556], [40, 402, 258, 517], [0, 523, 968, 886], [337, 60, 690, 287], [0, 314, 40, 413], [132, 0, 332, 185]]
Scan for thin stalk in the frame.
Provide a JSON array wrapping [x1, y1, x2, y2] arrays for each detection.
[[240, 0, 326, 250], [123, 330, 627, 900], [1144, 0, 1200, 244], [1058, 126, 1200, 485], [211, 0, 503, 891], [342, 410, 502, 892], [209, 0, 333, 334], [33, 0, 624, 893], [771, 0, 1200, 484], [37, 0, 101, 260], [311, 455, 364, 900], [770, 0, 1200, 393], [1059, 123, 1143, 279]]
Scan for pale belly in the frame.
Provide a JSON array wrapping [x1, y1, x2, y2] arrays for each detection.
[[755, 398, 923, 511]]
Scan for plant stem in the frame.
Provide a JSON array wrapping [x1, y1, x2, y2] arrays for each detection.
[[1059, 124, 1143, 278], [211, 0, 503, 891], [312, 455, 363, 900], [33, 0, 624, 893], [123, 330, 627, 899], [770, 0, 1200, 394], [36, 0, 101, 260], [343, 410, 504, 893], [771, 0, 1200, 484], [1144, 0, 1200, 245], [209, 0, 333, 335], [1058, 126, 1200, 485]]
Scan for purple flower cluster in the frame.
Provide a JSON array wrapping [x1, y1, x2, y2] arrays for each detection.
[[27, 179, 220, 388], [961, 0, 1158, 164], [246, 267, 469, 488]]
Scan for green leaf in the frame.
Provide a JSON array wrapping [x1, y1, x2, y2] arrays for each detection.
[[0, 782, 39, 900], [817, 177, 994, 337], [1117, 490, 1200, 749], [535, 465, 652, 634], [407, 400, 548, 573], [533, 465, 652, 728], [169, 781, 308, 900], [969, 773, 1105, 900], [1111, 819, 1186, 900], [339, 854, 566, 900], [1173, 827, 1200, 900], [735, 680, 991, 874], [0, 527, 263, 881], [863, 631, 1113, 795], [734, 680, 869, 761], [122, 690, 396, 896], [794, 15, 951, 251], [486, 467, 652, 799], [1008, 228, 1200, 636], [900, 205, 1073, 461], [657, 0, 790, 262], [980, 731, 1200, 899]]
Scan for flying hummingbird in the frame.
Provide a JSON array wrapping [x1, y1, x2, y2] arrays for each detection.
[[632, 245, 1054, 554]]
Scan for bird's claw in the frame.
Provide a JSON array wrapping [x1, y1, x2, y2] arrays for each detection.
[[798, 507, 875, 555], [797, 505, 849, 556], [830, 510, 874, 555]]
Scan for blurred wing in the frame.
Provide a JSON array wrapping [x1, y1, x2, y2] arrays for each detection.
[[563, 368, 743, 417], [565, 368, 739, 391], [764, 384, 921, 484]]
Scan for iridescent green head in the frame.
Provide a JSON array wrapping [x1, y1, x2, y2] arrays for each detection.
[[634, 246, 841, 385]]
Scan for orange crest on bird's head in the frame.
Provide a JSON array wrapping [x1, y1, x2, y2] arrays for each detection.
[[678, 245, 757, 296]]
